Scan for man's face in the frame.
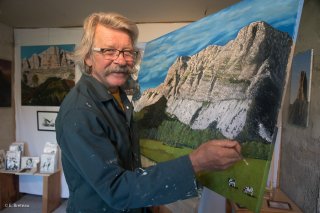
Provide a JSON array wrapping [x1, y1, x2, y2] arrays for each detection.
[[85, 24, 135, 91]]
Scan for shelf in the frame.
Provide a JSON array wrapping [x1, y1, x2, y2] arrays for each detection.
[[0, 169, 61, 213]]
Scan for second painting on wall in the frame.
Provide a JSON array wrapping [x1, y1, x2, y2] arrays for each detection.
[[288, 49, 313, 128], [21, 44, 75, 106]]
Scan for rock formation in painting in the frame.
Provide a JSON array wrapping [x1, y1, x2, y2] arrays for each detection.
[[134, 21, 293, 142], [22, 46, 73, 71], [288, 70, 308, 127], [21, 46, 74, 88], [21, 46, 75, 106]]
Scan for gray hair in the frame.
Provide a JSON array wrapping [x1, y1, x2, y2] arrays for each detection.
[[73, 12, 139, 74]]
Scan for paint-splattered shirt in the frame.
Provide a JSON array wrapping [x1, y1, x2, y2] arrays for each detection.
[[56, 74, 198, 213]]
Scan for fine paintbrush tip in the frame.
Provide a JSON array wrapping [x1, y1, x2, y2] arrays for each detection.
[[234, 148, 249, 166], [242, 158, 249, 166]]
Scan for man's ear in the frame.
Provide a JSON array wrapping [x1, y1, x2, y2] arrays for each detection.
[[85, 56, 93, 67]]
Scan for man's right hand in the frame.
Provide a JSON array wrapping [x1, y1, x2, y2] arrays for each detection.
[[189, 139, 242, 173]]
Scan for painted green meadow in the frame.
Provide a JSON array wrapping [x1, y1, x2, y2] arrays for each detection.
[[140, 139, 270, 211]]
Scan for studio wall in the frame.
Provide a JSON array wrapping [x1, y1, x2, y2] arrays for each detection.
[[14, 27, 82, 197], [280, 0, 320, 212]]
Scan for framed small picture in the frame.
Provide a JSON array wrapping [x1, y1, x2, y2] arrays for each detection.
[[37, 111, 58, 131], [9, 142, 25, 155], [40, 153, 56, 173], [5, 151, 21, 171], [21, 156, 40, 169], [43, 141, 58, 154], [267, 200, 291, 210]]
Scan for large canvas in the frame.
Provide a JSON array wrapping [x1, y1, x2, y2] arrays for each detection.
[[21, 44, 75, 106], [288, 49, 313, 127], [133, 0, 304, 212]]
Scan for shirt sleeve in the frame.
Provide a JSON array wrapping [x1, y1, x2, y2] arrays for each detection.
[[57, 108, 199, 210]]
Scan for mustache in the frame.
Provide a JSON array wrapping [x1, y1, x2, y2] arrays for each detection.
[[104, 65, 135, 76]]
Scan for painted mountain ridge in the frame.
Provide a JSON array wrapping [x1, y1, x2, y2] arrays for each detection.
[[22, 46, 73, 71], [134, 21, 292, 141], [21, 46, 75, 88]]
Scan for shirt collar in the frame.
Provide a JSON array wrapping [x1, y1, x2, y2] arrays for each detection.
[[80, 74, 129, 104], [81, 74, 113, 102]]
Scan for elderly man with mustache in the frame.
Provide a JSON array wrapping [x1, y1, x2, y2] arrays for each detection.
[[56, 12, 241, 213]]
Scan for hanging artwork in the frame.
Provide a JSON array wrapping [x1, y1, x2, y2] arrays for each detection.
[[37, 111, 58, 131], [133, 0, 304, 212], [288, 49, 313, 127], [0, 59, 12, 107], [21, 44, 75, 106]]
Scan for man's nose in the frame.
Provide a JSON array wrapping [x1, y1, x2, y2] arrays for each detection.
[[113, 52, 127, 65]]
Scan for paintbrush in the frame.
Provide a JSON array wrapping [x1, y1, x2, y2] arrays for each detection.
[[234, 148, 249, 166]]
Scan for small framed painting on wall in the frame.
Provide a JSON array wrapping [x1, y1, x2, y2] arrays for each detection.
[[37, 111, 58, 131]]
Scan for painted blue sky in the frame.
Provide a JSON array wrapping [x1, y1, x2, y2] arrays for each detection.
[[138, 0, 304, 91], [21, 44, 75, 59], [290, 49, 313, 104]]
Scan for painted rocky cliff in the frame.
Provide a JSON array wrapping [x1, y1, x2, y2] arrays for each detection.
[[134, 21, 293, 143], [21, 46, 75, 106], [21, 46, 74, 88]]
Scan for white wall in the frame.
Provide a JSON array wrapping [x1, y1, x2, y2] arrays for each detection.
[[14, 28, 83, 197], [279, 0, 320, 212]]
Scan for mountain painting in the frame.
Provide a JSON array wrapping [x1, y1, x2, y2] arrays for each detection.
[[288, 49, 313, 128], [133, 0, 304, 212], [21, 44, 75, 106]]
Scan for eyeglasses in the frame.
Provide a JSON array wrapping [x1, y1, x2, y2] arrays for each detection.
[[92, 48, 138, 62]]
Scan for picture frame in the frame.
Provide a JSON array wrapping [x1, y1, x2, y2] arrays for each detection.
[[288, 49, 313, 128], [37, 111, 58, 131], [21, 156, 40, 169], [9, 142, 25, 155], [267, 200, 292, 210], [43, 141, 59, 154], [40, 153, 56, 173], [5, 151, 21, 171]]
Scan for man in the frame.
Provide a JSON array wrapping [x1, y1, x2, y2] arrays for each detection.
[[56, 12, 241, 213]]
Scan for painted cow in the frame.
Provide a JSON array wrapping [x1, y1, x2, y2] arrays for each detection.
[[243, 186, 254, 196], [228, 178, 236, 188]]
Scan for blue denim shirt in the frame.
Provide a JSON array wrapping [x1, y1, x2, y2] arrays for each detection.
[[56, 74, 198, 212]]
